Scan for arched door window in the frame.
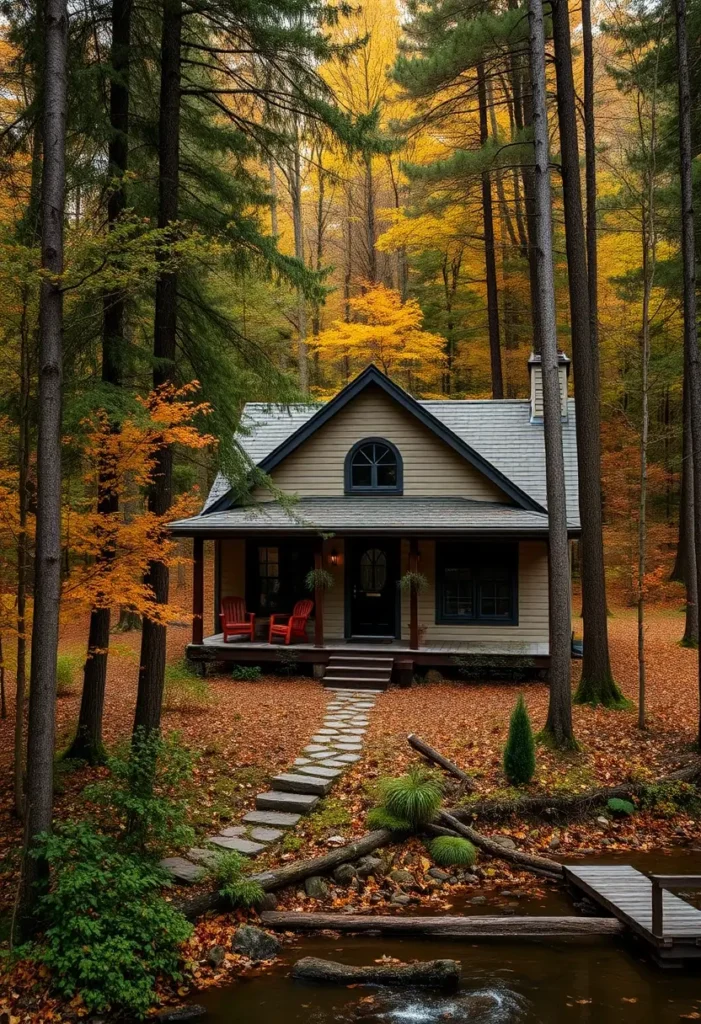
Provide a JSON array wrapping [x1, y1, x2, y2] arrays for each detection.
[[345, 438, 403, 494], [359, 548, 387, 591]]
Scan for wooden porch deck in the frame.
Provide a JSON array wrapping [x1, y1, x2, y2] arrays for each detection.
[[199, 633, 549, 657]]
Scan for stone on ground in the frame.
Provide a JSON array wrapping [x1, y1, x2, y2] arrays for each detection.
[[243, 809, 300, 828], [159, 856, 204, 884], [232, 924, 280, 961]]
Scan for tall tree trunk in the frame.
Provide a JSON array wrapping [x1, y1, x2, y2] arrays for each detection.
[[674, 0, 701, 746], [520, 71, 543, 356], [552, 0, 620, 707], [477, 62, 503, 399], [582, 0, 599, 398], [528, 0, 574, 748], [290, 132, 308, 393], [67, 0, 132, 764], [19, 0, 68, 929], [680, 379, 698, 645], [268, 156, 278, 237], [133, 0, 181, 736], [14, 286, 32, 818], [638, 194, 654, 729], [363, 151, 377, 284]]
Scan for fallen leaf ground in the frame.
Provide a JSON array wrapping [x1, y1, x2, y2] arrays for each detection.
[[1, 597, 700, 1018]]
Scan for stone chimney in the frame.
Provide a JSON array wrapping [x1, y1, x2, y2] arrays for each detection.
[[528, 351, 570, 423]]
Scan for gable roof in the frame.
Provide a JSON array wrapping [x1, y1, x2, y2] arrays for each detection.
[[208, 365, 548, 515]]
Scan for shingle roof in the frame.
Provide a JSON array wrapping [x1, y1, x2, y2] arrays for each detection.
[[170, 496, 571, 535], [202, 397, 580, 525]]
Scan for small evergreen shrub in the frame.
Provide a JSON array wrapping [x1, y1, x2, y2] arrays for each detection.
[[85, 730, 194, 857], [503, 694, 536, 786], [428, 835, 477, 868], [366, 806, 412, 832], [380, 767, 443, 827], [56, 655, 78, 697], [163, 662, 210, 713], [231, 664, 262, 681], [209, 851, 265, 908], [35, 821, 192, 1016], [607, 797, 635, 817]]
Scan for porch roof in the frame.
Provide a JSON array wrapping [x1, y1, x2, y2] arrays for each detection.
[[169, 496, 578, 537]]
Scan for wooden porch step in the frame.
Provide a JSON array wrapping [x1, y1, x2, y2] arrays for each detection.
[[256, 790, 319, 814], [271, 772, 334, 796], [324, 675, 389, 689], [326, 662, 392, 674], [324, 651, 393, 690]]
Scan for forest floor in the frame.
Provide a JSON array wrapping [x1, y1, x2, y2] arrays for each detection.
[[1, 598, 700, 1015]]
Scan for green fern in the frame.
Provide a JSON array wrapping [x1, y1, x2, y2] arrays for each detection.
[[380, 767, 443, 827], [366, 806, 412, 832], [221, 877, 266, 908], [428, 835, 477, 868]]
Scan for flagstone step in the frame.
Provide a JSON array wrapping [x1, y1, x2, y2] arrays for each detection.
[[296, 764, 343, 779], [256, 790, 319, 814], [272, 772, 334, 796], [249, 826, 284, 843], [208, 835, 267, 856], [243, 809, 301, 829]]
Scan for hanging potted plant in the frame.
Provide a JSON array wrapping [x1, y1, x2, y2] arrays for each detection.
[[399, 570, 429, 594], [305, 567, 335, 592]]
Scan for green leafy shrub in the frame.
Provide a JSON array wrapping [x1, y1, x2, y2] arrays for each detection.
[[231, 664, 262, 681], [163, 662, 211, 714], [428, 835, 477, 868], [35, 821, 191, 1016], [86, 730, 194, 857], [503, 694, 536, 786], [366, 806, 412, 832], [56, 655, 78, 697], [209, 851, 265, 908], [640, 780, 701, 818], [607, 797, 635, 817], [380, 767, 443, 827]]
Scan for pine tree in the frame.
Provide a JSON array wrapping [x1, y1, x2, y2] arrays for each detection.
[[503, 694, 536, 785]]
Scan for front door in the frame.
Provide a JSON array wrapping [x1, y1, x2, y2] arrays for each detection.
[[348, 539, 399, 638]]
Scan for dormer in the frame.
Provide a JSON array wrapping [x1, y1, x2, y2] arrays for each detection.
[[528, 351, 570, 423]]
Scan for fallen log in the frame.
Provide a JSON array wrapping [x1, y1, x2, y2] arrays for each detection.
[[262, 911, 624, 938], [175, 829, 393, 921], [407, 734, 474, 787], [439, 810, 564, 877], [291, 956, 460, 989], [452, 761, 701, 822]]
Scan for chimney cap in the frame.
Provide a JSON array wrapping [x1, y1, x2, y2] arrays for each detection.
[[528, 351, 571, 374]]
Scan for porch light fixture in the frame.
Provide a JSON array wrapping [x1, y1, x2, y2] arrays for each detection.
[[329, 548, 340, 566]]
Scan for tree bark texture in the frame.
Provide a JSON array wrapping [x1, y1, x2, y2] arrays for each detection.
[[134, 0, 181, 736], [20, 0, 68, 926], [552, 0, 618, 707], [528, 0, 574, 747], [291, 130, 309, 393], [262, 912, 624, 937], [291, 957, 460, 989], [477, 63, 503, 399], [680, 379, 699, 645], [68, 0, 132, 763], [440, 810, 564, 876], [674, 0, 701, 747]]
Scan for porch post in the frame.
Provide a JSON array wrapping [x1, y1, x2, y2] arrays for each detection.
[[409, 537, 419, 650], [192, 535, 204, 645], [314, 542, 325, 648]]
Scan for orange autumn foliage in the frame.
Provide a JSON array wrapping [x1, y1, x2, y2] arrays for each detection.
[[62, 382, 216, 625]]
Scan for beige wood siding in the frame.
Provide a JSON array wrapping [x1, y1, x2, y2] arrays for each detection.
[[220, 539, 245, 598], [399, 540, 549, 645], [322, 538, 345, 638], [253, 384, 507, 502]]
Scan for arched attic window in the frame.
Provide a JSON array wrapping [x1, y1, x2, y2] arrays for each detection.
[[345, 438, 403, 494]]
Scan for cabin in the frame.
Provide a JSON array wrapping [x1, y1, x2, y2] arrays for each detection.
[[169, 360, 579, 688]]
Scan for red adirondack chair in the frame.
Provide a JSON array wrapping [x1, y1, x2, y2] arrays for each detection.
[[268, 599, 314, 645], [220, 596, 256, 643]]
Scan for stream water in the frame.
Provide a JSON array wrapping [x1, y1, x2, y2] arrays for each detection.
[[194, 849, 701, 1024]]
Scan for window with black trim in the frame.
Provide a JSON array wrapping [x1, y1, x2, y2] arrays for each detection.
[[345, 438, 403, 494], [258, 546, 280, 611], [436, 543, 518, 625]]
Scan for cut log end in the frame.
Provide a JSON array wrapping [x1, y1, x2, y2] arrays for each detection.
[[291, 956, 461, 990]]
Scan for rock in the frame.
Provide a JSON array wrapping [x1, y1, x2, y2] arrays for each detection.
[[232, 925, 280, 962], [449, 876, 458, 885], [470, 895, 487, 905], [159, 857, 204, 884], [186, 847, 220, 869], [463, 873, 479, 885], [154, 1007, 206, 1023], [206, 945, 226, 968], [305, 875, 330, 899], [356, 855, 384, 878], [596, 816, 610, 827], [327, 835, 347, 846], [259, 892, 278, 911], [389, 869, 416, 886], [333, 864, 357, 886], [426, 879, 443, 890], [390, 893, 411, 906], [549, 837, 561, 850], [341, 905, 357, 914], [600, 838, 612, 846], [491, 835, 517, 851], [427, 868, 450, 882]]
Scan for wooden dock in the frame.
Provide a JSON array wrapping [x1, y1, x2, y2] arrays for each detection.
[[564, 864, 701, 965]]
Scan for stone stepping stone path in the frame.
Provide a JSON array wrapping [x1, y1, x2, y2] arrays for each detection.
[[160, 689, 379, 882]]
